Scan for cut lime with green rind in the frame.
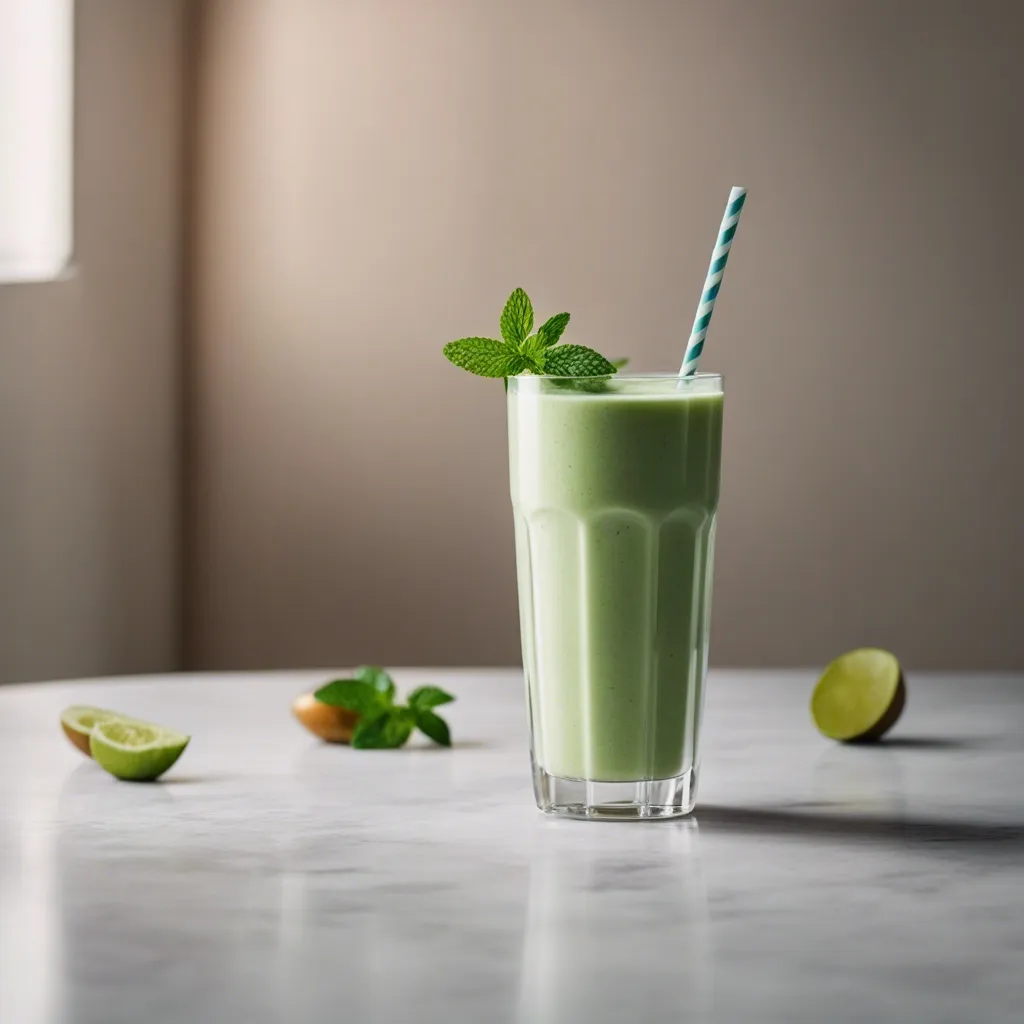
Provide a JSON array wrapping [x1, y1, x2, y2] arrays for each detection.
[[60, 706, 146, 757], [811, 648, 906, 742], [89, 719, 190, 781]]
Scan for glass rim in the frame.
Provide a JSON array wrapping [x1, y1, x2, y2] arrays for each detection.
[[510, 371, 723, 383]]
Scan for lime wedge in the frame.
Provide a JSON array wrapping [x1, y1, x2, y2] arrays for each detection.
[[90, 719, 190, 781], [811, 648, 906, 742], [60, 706, 128, 757]]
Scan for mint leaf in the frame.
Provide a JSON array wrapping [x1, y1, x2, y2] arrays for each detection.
[[443, 338, 527, 378], [316, 666, 457, 748], [314, 679, 387, 715], [351, 710, 393, 748], [351, 708, 415, 749], [499, 288, 533, 345], [415, 709, 452, 747], [537, 312, 570, 348], [355, 665, 395, 702], [384, 708, 416, 748], [542, 345, 618, 377], [519, 334, 547, 370], [408, 686, 456, 711]]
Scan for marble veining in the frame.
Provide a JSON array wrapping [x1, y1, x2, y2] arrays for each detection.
[[1, 669, 1023, 1023]]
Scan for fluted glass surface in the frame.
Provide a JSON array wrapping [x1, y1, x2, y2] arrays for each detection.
[[508, 374, 724, 819]]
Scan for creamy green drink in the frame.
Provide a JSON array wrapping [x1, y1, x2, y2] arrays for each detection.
[[441, 256, 746, 818], [508, 374, 724, 817]]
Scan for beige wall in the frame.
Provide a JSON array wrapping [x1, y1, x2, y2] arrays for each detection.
[[191, 0, 1024, 671], [0, 1, 187, 683]]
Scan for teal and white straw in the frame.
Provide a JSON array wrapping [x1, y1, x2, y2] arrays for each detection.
[[679, 186, 747, 376]]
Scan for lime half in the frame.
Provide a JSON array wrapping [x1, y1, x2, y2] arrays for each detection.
[[811, 648, 906, 742], [60, 706, 127, 757], [90, 719, 190, 781]]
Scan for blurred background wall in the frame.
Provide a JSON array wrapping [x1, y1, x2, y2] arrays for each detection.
[[0, 0, 187, 683], [2, 0, 1023, 684], [189, 0, 1024, 673]]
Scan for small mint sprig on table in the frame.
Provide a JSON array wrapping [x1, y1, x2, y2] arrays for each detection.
[[314, 666, 455, 749], [443, 288, 619, 380]]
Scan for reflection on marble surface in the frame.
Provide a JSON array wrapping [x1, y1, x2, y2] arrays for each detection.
[[517, 822, 709, 1023], [1, 669, 1024, 1023]]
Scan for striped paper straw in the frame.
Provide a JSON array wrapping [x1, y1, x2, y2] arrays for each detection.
[[679, 186, 747, 376]]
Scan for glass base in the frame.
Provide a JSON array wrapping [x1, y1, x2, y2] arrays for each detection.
[[533, 764, 698, 821]]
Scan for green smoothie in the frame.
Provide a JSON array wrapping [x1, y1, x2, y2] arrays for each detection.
[[508, 375, 724, 784]]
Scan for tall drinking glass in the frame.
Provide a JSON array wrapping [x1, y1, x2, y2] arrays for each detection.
[[508, 374, 724, 819]]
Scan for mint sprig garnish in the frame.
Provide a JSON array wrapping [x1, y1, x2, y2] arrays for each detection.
[[314, 666, 455, 749], [443, 288, 618, 380]]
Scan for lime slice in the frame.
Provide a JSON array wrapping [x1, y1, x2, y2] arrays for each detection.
[[60, 706, 127, 757], [90, 719, 190, 781], [811, 648, 906, 742]]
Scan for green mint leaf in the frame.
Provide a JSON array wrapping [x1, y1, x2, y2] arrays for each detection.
[[499, 288, 534, 346], [314, 679, 387, 715], [537, 312, 570, 348], [385, 708, 416, 747], [444, 338, 527, 378], [611, 357, 629, 369], [502, 353, 530, 377], [415, 709, 452, 747], [408, 686, 456, 711], [352, 707, 416, 749], [355, 665, 395, 702], [351, 709, 393, 748], [519, 335, 547, 371], [542, 344, 618, 378]]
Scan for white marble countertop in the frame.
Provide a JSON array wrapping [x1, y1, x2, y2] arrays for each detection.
[[1, 669, 1022, 1023]]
